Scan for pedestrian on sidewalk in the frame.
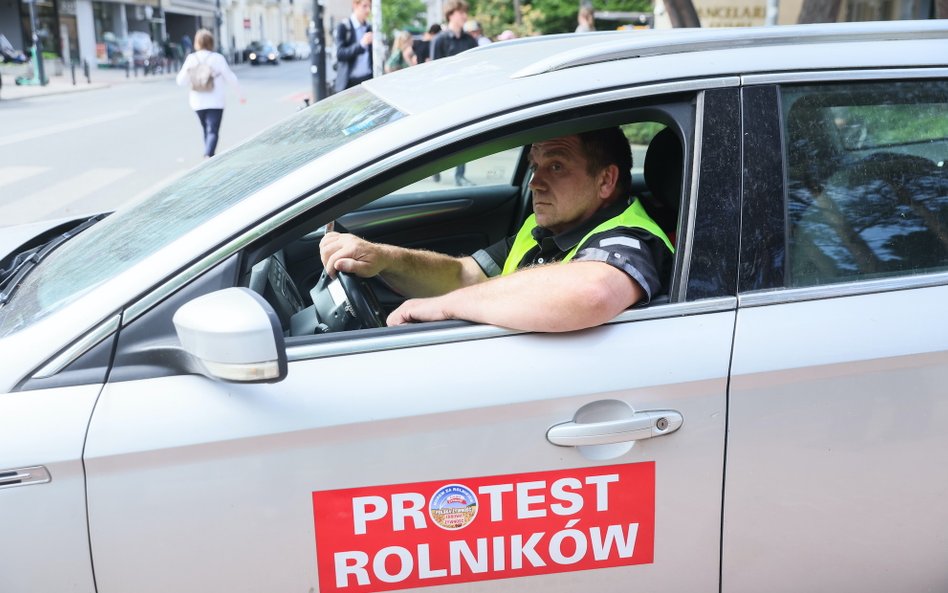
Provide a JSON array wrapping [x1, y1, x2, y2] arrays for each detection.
[[384, 30, 416, 73], [334, 0, 374, 92], [175, 29, 245, 158], [430, 0, 478, 186]]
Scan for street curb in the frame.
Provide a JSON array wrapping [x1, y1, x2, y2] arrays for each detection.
[[1, 82, 111, 101], [0, 60, 253, 102]]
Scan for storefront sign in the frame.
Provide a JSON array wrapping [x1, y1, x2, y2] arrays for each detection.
[[695, 0, 767, 27]]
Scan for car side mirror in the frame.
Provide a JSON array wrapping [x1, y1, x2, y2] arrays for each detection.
[[173, 288, 287, 383]]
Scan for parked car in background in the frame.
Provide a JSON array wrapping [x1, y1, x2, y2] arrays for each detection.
[[100, 32, 129, 67], [129, 31, 159, 72], [277, 42, 297, 60], [293, 40, 312, 60], [248, 42, 279, 65], [1, 20, 946, 593]]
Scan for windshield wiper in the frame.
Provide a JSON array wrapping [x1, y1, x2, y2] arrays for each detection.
[[0, 214, 106, 306]]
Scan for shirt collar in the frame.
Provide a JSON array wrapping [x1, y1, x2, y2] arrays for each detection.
[[531, 198, 629, 252], [350, 14, 366, 28]]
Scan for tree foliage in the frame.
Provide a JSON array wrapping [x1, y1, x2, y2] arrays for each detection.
[[381, 0, 428, 38], [468, 0, 651, 37]]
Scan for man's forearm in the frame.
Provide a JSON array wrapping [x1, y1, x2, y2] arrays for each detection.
[[378, 247, 486, 298], [387, 261, 644, 332]]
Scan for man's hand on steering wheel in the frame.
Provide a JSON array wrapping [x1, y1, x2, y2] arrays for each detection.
[[319, 230, 390, 280], [317, 220, 387, 329]]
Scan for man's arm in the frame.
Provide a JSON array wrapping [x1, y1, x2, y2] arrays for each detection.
[[333, 22, 362, 62], [319, 232, 487, 297], [430, 34, 444, 60], [387, 260, 644, 332]]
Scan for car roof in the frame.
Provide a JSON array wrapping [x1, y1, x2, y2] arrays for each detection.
[[365, 20, 948, 116]]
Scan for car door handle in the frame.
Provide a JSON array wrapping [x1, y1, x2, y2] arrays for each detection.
[[0, 466, 51, 490], [546, 410, 683, 447]]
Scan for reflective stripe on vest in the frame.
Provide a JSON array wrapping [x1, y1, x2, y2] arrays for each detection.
[[501, 199, 674, 275]]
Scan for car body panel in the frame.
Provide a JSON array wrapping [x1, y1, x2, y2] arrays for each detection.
[[85, 308, 734, 592], [724, 284, 948, 592], [0, 385, 100, 592]]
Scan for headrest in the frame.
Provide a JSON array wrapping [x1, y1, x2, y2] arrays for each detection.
[[643, 127, 683, 236]]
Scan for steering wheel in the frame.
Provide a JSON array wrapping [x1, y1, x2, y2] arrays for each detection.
[[336, 271, 386, 329]]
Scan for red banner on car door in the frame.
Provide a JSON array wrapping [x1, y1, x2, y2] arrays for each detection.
[[313, 462, 655, 592]]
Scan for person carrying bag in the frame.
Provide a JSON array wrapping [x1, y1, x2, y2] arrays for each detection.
[[176, 29, 245, 158]]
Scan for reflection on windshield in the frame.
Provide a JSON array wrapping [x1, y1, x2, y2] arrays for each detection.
[[0, 88, 403, 337]]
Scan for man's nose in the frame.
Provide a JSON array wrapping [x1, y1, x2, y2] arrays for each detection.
[[528, 171, 545, 190]]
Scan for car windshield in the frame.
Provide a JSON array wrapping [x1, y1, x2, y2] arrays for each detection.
[[0, 88, 403, 337]]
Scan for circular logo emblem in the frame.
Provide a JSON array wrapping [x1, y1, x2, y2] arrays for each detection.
[[429, 483, 478, 530]]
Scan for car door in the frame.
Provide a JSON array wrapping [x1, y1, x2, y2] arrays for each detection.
[[0, 385, 99, 593], [724, 78, 948, 592], [82, 87, 742, 593]]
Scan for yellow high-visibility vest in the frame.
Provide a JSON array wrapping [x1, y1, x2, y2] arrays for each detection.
[[501, 199, 673, 275]]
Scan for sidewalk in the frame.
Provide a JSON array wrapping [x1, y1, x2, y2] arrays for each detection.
[[0, 62, 180, 101]]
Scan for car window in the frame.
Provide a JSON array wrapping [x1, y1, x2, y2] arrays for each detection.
[[783, 80, 948, 287], [394, 148, 523, 194]]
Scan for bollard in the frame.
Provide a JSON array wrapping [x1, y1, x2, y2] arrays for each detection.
[[71, 61, 76, 85], [83, 59, 90, 83], [126, 61, 130, 78]]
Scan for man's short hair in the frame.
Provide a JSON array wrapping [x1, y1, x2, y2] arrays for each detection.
[[428, 23, 442, 35], [578, 127, 633, 201], [443, 0, 469, 20]]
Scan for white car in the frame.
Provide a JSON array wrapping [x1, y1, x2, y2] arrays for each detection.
[[1, 20, 947, 593]]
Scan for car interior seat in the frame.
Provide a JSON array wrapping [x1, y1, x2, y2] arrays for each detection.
[[642, 127, 684, 245]]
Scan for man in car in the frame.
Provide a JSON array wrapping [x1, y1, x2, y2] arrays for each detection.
[[319, 127, 674, 332]]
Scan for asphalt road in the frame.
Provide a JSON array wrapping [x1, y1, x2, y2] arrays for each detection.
[[0, 59, 315, 227]]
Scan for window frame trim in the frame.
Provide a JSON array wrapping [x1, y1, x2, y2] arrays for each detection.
[[739, 271, 948, 307], [285, 297, 737, 363], [742, 67, 948, 87]]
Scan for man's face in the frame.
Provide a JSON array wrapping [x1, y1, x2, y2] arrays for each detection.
[[527, 135, 615, 234], [450, 9, 468, 28], [353, 0, 370, 21]]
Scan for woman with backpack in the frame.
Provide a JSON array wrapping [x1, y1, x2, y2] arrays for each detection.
[[176, 29, 245, 158]]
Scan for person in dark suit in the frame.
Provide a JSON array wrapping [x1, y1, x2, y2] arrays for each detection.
[[431, 0, 478, 185], [333, 0, 373, 92]]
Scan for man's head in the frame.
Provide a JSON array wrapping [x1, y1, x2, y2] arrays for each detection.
[[352, 0, 370, 22], [444, 0, 469, 29], [527, 127, 632, 234], [463, 20, 482, 38]]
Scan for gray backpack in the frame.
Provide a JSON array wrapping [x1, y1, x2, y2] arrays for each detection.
[[189, 55, 215, 92]]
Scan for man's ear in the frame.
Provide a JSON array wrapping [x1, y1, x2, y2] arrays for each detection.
[[598, 164, 620, 201]]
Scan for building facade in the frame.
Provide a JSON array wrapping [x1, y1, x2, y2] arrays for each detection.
[[653, 0, 935, 28], [0, 0, 309, 68]]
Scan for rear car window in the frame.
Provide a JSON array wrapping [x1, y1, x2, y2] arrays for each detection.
[[782, 80, 948, 287]]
